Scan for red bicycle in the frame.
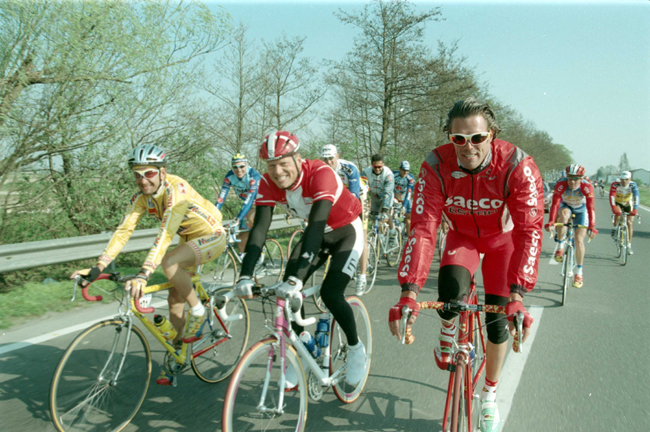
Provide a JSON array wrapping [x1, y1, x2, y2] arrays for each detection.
[[399, 281, 524, 432]]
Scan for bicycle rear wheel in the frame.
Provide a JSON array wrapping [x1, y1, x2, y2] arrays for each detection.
[[222, 338, 307, 432], [255, 238, 285, 286], [191, 287, 250, 383], [621, 226, 628, 266], [363, 241, 378, 294], [331, 296, 372, 403], [212, 249, 238, 288], [50, 319, 151, 432]]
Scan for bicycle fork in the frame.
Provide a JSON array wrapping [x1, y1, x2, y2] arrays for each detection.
[[99, 318, 133, 386]]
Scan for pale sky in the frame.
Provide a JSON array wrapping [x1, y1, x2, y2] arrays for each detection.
[[210, 0, 650, 175]]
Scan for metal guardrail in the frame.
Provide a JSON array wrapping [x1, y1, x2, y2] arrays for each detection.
[[0, 214, 302, 273]]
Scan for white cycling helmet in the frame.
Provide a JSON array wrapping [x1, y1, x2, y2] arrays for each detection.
[[320, 144, 337, 159], [620, 171, 631, 180], [128, 144, 167, 168]]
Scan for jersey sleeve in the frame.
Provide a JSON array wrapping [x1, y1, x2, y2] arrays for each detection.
[[608, 183, 618, 211], [237, 169, 261, 220], [505, 157, 545, 294], [547, 182, 564, 224], [631, 182, 640, 209], [397, 159, 444, 291], [215, 173, 233, 210], [382, 170, 395, 209], [255, 175, 279, 208], [581, 182, 596, 229], [309, 163, 341, 203], [347, 164, 361, 199], [142, 182, 191, 273], [98, 193, 147, 267]]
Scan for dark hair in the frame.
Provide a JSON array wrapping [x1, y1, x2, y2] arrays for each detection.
[[443, 97, 501, 137], [371, 154, 383, 163]]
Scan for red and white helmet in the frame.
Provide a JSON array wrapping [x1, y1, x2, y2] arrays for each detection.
[[565, 164, 585, 177], [260, 130, 300, 161]]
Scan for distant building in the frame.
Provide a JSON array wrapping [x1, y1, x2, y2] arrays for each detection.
[[631, 168, 650, 186]]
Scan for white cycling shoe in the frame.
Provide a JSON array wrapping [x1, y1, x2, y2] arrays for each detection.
[[345, 341, 367, 385], [355, 276, 367, 296], [480, 399, 501, 432]]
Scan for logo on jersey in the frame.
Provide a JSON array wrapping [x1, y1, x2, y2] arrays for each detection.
[[523, 166, 539, 207], [399, 236, 417, 277], [415, 177, 426, 214], [447, 249, 457, 255], [301, 251, 315, 263], [451, 171, 467, 179], [523, 230, 541, 276], [445, 196, 503, 216], [249, 179, 255, 186]]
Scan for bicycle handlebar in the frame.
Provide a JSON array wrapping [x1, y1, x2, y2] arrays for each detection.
[[252, 284, 317, 327], [73, 273, 154, 314], [213, 289, 245, 322], [399, 301, 524, 353]]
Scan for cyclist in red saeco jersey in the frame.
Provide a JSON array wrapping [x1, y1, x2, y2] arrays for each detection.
[[233, 130, 368, 387], [387, 98, 543, 432]]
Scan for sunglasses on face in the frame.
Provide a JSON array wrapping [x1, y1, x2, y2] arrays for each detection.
[[567, 176, 582, 181], [449, 132, 491, 146], [321, 157, 334, 162], [372, 165, 384, 170], [133, 169, 159, 180], [232, 164, 246, 170]]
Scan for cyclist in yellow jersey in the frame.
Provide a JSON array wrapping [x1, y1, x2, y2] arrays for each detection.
[[70, 144, 227, 386]]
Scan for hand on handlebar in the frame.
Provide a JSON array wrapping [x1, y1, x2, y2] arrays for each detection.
[[70, 266, 102, 286], [544, 223, 555, 233], [588, 227, 598, 240], [506, 300, 533, 347], [125, 276, 147, 301], [276, 276, 303, 299], [234, 276, 254, 299], [388, 296, 419, 339]]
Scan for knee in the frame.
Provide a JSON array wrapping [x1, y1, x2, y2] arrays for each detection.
[[168, 290, 184, 309], [486, 315, 509, 344], [437, 265, 471, 321]]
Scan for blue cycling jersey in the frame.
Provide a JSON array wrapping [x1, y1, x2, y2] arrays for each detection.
[[216, 167, 261, 221], [333, 159, 361, 199], [393, 170, 415, 206]]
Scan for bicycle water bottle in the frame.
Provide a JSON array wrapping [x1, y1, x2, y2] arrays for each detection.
[[469, 345, 476, 368], [299, 331, 321, 359], [315, 313, 330, 348], [154, 314, 177, 341]]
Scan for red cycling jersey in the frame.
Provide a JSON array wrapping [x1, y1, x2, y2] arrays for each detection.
[[547, 179, 596, 229], [255, 159, 361, 231], [398, 139, 544, 295]]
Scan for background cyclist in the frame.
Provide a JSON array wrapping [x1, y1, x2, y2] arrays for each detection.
[[362, 154, 395, 242], [387, 97, 541, 432], [545, 164, 598, 288], [215, 153, 261, 255], [320, 144, 370, 295], [70, 144, 226, 386], [234, 131, 368, 387], [391, 160, 416, 237], [609, 170, 640, 254]]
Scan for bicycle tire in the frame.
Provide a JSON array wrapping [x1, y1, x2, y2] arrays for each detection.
[[191, 287, 250, 383], [449, 365, 465, 432], [363, 241, 378, 295], [561, 245, 572, 306], [212, 249, 238, 289], [222, 338, 308, 432], [255, 238, 285, 286], [331, 296, 372, 404], [621, 226, 628, 266], [50, 319, 151, 432], [385, 231, 402, 267], [615, 227, 622, 258], [287, 229, 304, 258]]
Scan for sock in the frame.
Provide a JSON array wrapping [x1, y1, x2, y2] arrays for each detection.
[[190, 303, 206, 317], [576, 265, 583, 275], [438, 321, 457, 355], [358, 274, 366, 281], [482, 378, 498, 401], [555, 240, 565, 249]]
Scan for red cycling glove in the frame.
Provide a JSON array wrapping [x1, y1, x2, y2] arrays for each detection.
[[630, 209, 637, 216], [544, 223, 554, 231], [505, 301, 534, 328], [613, 207, 622, 216], [589, 227, 598, 236], [389, 297, 419, 323]]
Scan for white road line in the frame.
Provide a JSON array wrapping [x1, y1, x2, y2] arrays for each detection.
[[0, 300, 168, 356], [498, 306, 544, 427]]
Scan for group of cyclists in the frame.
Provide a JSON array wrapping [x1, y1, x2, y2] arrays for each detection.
[[545, 165, 640, 288], [68, 96, 642, 432]]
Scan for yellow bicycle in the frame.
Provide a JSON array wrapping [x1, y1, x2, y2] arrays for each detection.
[[49, 270, 250, 432]]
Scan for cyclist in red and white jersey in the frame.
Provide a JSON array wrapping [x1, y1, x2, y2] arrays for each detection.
[[387, 98, 543, 432], [233, 131, 368, 387]]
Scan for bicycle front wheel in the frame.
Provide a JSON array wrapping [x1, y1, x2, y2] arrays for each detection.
[[192, 287, 250, 383], [255, 238, 285, 286], [621, 226, 628, 266], [212, 249, 238, 288], [615, 228, 622, 258], [385, 232, 402, 267], [222, 338, 308, 432], [50, 319, 151, 432], [331, 296, 372, 403], [561, 246, 572, 306]]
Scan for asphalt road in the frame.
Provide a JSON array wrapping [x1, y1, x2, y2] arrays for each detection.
[[1, 194, 648, 432]]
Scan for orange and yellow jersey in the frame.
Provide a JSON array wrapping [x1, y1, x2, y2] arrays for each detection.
[[98, 174, 222, 272]]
